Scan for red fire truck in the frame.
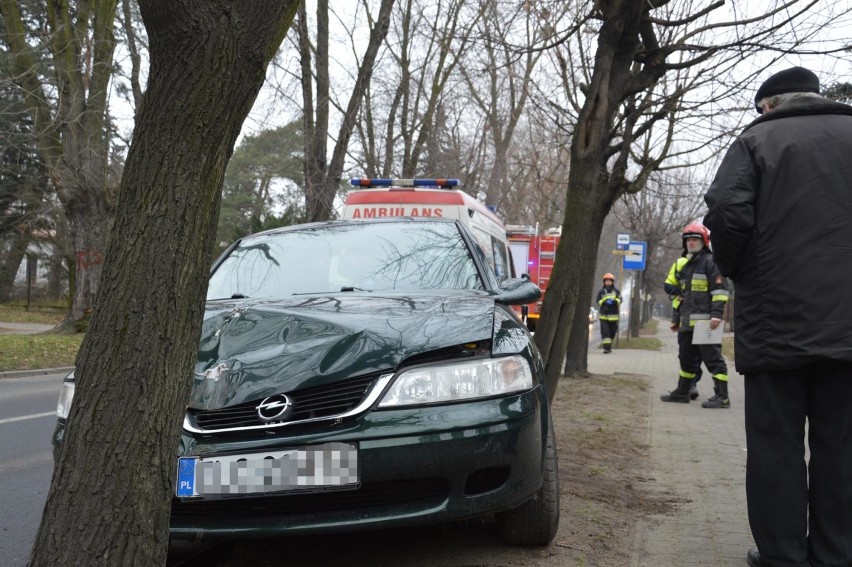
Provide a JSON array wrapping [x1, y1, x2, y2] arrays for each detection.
[[506, 225, 561, 332]]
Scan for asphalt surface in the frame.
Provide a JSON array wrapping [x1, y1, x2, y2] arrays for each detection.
[[0, 372, 65, 567]]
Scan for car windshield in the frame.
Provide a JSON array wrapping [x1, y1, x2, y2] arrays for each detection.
[[207, 221, 485, 300]]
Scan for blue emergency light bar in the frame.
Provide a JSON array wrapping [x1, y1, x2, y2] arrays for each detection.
[[349, 178, 460, 188]]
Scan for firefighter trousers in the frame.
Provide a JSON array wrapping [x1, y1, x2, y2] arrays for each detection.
[[677, 330, 727, 381], [599, 319, 618, 351]]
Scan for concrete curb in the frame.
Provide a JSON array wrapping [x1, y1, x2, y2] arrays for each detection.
[[0, 366, 74, 380]]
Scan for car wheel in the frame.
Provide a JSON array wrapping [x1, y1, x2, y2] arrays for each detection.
[[495, 412, 559, 546]]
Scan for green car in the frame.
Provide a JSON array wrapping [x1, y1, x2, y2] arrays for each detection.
[[53, 218, 559, 545]]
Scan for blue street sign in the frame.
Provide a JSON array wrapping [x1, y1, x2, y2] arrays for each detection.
[[623, 241, 646, 270]]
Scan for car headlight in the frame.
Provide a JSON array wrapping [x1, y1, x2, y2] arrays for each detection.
[[377, 355, 533, 408], [56, 371, 76, 420]]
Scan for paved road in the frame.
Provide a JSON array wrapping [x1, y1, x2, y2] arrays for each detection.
[[0, 372, 66, 567]]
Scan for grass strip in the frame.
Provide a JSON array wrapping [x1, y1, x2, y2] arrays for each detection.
[[0, 334, 81, 371]]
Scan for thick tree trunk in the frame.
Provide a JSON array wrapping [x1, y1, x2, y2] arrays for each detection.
[[0, 232, 27, 301], [63, 199, 110, 329], [28, 3, 299, 566], [535, 169, 610, 398], [563, 298, 591, 377], [46, 247, 65, 301], [533, 1, 647, 401]]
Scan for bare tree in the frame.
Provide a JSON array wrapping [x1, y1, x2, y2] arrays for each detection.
[[458, 0, 544, 207], [350, 0, 479, 180], [532, 0, 851, 397], [29, 1, 299, 565], [1, 0, 122, 329], [298, 0, 395, 221]]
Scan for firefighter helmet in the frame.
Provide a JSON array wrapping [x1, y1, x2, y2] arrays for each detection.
[[602, 272, 615, 282], [682, 222, 710, 248]]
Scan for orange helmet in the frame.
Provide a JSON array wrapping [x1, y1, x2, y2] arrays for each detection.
[[682, 222, 710, 248], [602, 273, 615, 282]]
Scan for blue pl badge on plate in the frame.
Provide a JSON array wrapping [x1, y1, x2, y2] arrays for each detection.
[[176, 457, 197, 497]]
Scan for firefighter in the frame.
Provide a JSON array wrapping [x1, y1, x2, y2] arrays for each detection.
[[664, 255, 703, 400], [660, 222, 730, 407], [595, 273, 622, 354]]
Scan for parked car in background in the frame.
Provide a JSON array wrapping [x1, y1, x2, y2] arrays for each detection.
[[53, 218, 559, 546]]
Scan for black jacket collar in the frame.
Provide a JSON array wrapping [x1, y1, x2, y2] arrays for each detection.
[[743, 97, 852, 133]]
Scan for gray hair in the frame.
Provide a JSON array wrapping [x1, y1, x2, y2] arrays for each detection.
[[756, 91, 821, 111]]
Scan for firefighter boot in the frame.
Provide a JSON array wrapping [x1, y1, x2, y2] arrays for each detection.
[[702, 379, 730, 409], [690, 368, 702, 400], [660, 378, 692, 403], [689, 383, 699, 400]]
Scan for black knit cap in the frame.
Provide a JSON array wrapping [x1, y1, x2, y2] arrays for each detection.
[[754, 66, 820, 114]]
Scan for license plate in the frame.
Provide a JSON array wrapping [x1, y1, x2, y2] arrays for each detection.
[[176, 442, 358, 498]]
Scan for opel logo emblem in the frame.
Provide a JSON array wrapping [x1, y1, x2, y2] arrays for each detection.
[[257, 394, 294, 423]]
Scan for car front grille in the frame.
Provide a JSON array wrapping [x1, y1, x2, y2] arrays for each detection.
[[186, 374, 377, 432]]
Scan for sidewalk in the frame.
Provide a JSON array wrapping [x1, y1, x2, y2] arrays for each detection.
[[0, 322, 54, 335], [589, 321, 752, 566]]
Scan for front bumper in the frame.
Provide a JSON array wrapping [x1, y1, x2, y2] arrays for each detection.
[[169, 386, 549, 540]]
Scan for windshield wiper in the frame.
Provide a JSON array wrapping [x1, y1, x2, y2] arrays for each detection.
[[230, 293, 249, 299], [291, 287, 372, 295]]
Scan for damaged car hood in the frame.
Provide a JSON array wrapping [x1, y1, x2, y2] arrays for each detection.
[[190, 291, 496, 410]]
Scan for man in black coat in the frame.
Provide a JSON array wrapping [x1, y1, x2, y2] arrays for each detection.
[[704, 66, 852, 567]]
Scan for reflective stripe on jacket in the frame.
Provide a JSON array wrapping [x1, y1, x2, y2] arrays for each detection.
[[596, 285, 622, 320], [674, 249, 728, 331], [665, 256, 689, 309]]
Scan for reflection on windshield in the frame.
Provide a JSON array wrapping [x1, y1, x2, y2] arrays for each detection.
[[206, 222, 484, 300]]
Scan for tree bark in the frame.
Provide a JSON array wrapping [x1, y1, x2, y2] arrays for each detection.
[[563, 295, 591, 378], [61, 192, 110, 330], [534, 0, 647, 400], [28, 2, 298, 566], [538, 177, 610, 395], [0, 232, 27, 301]]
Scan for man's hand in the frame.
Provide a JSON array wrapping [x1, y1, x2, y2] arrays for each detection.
[[710, 317, 722, 330], [670, 322, 679, 332]]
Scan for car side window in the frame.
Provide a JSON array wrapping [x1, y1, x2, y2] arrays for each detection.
[[491, 237, 510, 282]]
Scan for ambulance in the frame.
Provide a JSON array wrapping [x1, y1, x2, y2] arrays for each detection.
[[343, 178, 513, 282], [506, 224, 561, 332]]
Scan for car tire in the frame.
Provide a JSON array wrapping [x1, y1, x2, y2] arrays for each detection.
[[495, 412, 559, 546]]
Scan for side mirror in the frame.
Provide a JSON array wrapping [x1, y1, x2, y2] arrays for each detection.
[[494, 277, 542, 306]]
